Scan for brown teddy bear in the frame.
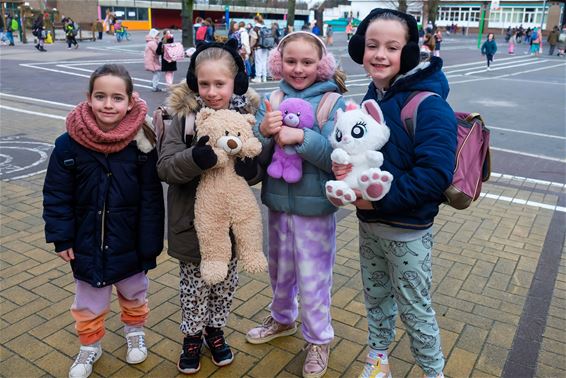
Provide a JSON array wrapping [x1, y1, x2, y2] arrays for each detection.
[[194, 107, 267, 285]]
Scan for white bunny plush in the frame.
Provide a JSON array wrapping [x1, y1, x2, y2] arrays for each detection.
[[325, 100, 394, 207]]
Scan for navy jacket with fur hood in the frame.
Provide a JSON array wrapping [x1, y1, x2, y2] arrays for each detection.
[[358, 57, 457, 229], [43, 128, 164, 287]]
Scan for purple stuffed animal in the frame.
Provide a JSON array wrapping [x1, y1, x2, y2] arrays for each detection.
[[267, 98, 315, 183]]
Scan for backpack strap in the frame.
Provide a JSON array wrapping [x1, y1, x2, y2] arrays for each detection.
[[269, 90, 341, 131], [400, 91, 439, 138], [316, 92, 341, 129]]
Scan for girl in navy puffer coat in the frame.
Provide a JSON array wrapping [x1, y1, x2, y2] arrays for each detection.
[[43, 64, 164, 378], [336, 9, 457, 378]]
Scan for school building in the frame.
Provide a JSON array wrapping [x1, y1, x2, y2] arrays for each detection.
[[5, 0, 311, 31]]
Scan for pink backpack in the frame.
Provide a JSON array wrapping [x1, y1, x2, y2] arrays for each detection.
[[163, 42, 185, 63], [401, 92, 491, 210]]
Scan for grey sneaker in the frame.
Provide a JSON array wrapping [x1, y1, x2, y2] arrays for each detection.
[[125, 331, 147, 364], [245, 315, 297, 344], [68, 345, 102, 378], [303, 343, 330, 378]]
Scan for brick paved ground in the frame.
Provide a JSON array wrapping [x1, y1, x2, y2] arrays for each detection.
[[1, 103, 565, 377]]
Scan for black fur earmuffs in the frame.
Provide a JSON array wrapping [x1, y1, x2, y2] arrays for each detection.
[[348, 8, 420, 75], [186, 38, 249, 95]]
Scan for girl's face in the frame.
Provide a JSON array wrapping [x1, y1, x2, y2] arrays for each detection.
[[363, 19, 407, 90], [488, 33, 494, 40], [281, 39, 321, 91], [87, 75, 131, 131], [196, 59, 235, 110]]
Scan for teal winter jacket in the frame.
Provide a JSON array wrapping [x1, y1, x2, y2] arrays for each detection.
[[254, 80, 345, 216]]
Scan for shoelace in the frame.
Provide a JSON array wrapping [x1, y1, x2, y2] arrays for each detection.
[[261, 316, 275, 328], [127, 335, 145, 349], [183, 340, 201, 357], [304, 344, 324, 367], [209, 335, 225, 350], [75, 349, 97, 365]]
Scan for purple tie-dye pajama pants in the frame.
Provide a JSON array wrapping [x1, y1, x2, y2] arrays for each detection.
[[267, 210, 337, 345]]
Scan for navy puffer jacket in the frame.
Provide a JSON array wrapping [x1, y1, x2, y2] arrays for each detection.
[[358, 57, 457, 229], [43, 132, 164, 287]]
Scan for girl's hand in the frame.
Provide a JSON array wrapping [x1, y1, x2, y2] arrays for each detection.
[[275, 126, 304, 147], [352, 189, 373, 209], [259, 99, 283, 137], [57, 248, 75, 262], [332, 162, 352, 180]]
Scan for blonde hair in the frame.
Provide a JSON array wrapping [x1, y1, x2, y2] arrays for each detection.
[[278, 33, 348, 93], [195, 47, 238, 78]]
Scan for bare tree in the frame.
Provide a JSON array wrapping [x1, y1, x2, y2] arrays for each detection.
[[182, 0, 194, 47], [287, 0, 296, 32], [427, 0, 441, 25]]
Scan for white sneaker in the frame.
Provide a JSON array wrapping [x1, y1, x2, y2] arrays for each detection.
[[251, 78, 262, 83], [125, 331, 147, 364], [69, 345, 102, 378]]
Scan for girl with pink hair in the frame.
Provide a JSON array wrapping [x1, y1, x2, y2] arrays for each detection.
[[246, 31, 346, 378]]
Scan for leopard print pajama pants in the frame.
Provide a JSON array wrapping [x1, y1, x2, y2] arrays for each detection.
[[179, 260, 238, 336]]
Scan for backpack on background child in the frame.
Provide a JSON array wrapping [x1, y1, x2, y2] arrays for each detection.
[[257, 26, 275, 49], [400, 91, 491, 209], [163, 42, 185, 62], [195, 25, 207, 42]]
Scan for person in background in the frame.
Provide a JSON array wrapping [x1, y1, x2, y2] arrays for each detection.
[[547, 26, 560, 56], [32, 14, 47, 52], [326, 24, 334, 46], [156, 30, 178, 86], [481, 33, 497, 70], [433, 28, 442, 57], [6, 14, 15, 46], [144, 28, 163, 92], [238, 21, 252, 77], [420, 32, 435, 61], [96, 19, 103, 40]]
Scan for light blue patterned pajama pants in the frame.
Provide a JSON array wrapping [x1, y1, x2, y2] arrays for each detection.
[[268, 210, 336, 345], [359, 222, 444, 376]]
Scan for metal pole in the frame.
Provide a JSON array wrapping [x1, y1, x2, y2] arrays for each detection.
[[540, 0, 547, 31], [477, 4, 486, 48]]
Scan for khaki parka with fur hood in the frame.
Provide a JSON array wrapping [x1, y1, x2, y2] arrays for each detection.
[[157, 81, 260, 263]]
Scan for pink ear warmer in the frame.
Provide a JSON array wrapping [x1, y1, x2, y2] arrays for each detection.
[[268, 31, 337, 81]]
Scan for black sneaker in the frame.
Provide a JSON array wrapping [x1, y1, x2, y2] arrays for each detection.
[[177, 333, 202, 375], [204, 327, 234, 367]]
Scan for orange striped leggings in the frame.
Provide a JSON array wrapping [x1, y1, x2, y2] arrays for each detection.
[[71, 272, 149, 345]]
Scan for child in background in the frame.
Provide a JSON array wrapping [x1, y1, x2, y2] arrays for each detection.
[[340, 9, 457, 378], [508, 31, 516, 54], [43, 64, 164, 378], [246, 31, 346, 378], [144, 28, 163, 92], [420, 33, 435, 61], [481, 33, 497, 70], [157, 39, 262, 375], [433, 28, 442, 57], [157, 30, 177, 85]]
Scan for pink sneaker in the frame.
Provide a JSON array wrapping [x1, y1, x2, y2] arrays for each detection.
[[245, 316, 297, 344], [303, 343, 330, 378]]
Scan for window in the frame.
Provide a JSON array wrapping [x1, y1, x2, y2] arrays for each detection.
[[137, 8, 148, 21]]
